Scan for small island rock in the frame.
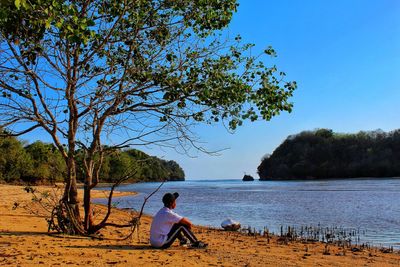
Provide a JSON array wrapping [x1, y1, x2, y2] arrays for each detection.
[[242, 174, 254, 181]]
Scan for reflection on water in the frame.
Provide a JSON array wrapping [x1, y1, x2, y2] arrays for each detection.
[[95, 178, 400, 248]]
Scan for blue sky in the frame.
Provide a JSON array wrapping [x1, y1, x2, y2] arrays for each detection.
[[143, 0, 400, 180]]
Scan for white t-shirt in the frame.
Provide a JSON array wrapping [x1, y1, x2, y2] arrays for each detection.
[[150, 207, 183, 247]]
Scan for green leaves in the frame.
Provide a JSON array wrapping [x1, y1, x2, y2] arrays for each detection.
[[14, 0, 20, 9], [264, 46, 277, 57]]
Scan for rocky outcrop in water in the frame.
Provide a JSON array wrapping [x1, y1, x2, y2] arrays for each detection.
[[242, 174, 254, 181]]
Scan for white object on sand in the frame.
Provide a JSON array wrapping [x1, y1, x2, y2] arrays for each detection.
[[221, 218, 241, 231]]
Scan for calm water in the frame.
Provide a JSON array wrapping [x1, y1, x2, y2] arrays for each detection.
[[95, 178, 400, 248]]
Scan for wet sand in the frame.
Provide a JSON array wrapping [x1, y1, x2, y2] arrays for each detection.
[[1, 184, 400, 266]]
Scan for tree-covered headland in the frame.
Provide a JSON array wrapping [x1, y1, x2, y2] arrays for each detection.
[[258, 129, 400, 180], [0, 134, 184, 184]]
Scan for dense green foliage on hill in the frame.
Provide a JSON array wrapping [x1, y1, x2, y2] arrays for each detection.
[[0, 135, 184, 184], [78, 148, 185, 183], [258, 129, 400, 180]]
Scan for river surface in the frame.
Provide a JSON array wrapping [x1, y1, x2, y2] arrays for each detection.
[[95, 178, 400, 248]]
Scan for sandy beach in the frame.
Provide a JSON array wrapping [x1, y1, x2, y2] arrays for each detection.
[[1, 184, 400, 266]]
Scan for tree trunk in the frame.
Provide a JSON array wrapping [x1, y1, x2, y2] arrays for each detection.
[[62, 156, 84, 234], [83, 180, 95, 233]]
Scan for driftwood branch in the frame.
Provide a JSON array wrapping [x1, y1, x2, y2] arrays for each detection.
[[120, 180, 166, 241], [92, 168, 138, 232], [90, 179, 165, 241], [92, 157, 152, 233]]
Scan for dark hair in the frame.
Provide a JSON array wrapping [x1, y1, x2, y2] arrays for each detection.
[[162, 192, 179, 207]]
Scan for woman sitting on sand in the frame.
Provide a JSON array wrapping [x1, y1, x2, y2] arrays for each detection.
[[150, 192, 208, 249]]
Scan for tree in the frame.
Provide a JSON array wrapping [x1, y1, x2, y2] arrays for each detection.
[[0, 0, 296, 234], [163, 160, 185, 181], [105, 150, 135, 182], [25, 141, 66, 183], [0, 131, 33, 183]]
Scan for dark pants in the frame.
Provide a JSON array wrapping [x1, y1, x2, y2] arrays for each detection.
[[161, 223, 198, 248]]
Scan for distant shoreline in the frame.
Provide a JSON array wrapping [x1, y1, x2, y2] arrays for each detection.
[[259, 176, 400, 181]]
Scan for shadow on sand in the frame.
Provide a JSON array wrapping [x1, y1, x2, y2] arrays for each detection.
[[0, 230, 49, 237], [66, 244, 157, 250], [0, 231, 103, 240]]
